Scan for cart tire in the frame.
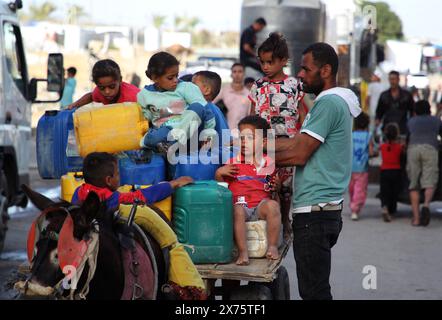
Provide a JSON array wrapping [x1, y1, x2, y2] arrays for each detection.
[[229, 283, 273, 300], [267, 266, 290, 300]]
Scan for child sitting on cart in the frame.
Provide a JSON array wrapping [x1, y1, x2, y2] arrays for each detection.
[[215, 116, 281, 266], [138, 52, 217, 154], [71, 152, 193, 209]]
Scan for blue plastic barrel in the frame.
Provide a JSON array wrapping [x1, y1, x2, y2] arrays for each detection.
[[168, 151, 221, 181], [119, 152, 166, 185], [36, 109, 83, 179]]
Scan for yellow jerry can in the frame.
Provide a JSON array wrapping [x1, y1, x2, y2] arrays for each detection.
[[61, 172, 84, 202], [73, 103, 149, 158]]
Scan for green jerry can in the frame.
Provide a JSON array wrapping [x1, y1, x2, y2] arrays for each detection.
[[173, 181, 233, 264]]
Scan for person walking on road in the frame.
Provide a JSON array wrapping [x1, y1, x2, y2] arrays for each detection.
[[275, 43, 361, 300], [366, 70, 387, 132], [379, 123, 404, 223], [349, 112, 377, 221], [407, 100, 442, 227], [375, 71, 414, 138]]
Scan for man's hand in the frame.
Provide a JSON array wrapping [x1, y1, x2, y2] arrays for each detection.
[[266, 175, 281, 194], [217, 164, 239, 179], [170, 176, 194, 189], [67, 104, 77, 110], [275, 133, 321, 167]]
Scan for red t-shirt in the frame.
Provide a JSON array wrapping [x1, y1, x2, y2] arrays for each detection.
[[92, 82, 140, 105], [380, 143, 403, 170], [225, 156, 276, 208]]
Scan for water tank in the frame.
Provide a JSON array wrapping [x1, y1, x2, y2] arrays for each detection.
[[241, 0, 326, 76]]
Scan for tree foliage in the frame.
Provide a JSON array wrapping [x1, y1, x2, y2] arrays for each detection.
[[67, 5, 88, 25], [360, 1, 404, 44], [152, 15, 167, 30], [174, 16, 200, 32], [28, 1, 57, 21]]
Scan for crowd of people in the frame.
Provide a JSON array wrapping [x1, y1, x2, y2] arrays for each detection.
[[351, 69, 442, 227]]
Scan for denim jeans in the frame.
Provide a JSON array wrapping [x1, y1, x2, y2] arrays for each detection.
[[292, 210, 343, 300]]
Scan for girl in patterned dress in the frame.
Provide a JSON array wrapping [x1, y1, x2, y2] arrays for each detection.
[[249, 32, 306, 237]]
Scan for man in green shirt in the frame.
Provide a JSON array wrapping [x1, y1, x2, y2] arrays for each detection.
[[276, 43, 361, 300]]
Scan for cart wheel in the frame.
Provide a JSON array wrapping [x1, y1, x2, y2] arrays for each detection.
[[229, 283, 273, 300], [267, 266, 290, 300]]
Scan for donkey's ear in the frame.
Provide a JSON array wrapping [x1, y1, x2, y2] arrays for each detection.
[[21, 184, 55, 211], [81, 192, 101, 224]]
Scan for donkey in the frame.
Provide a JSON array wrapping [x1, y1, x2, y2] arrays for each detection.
[[15, 185, 170, 300]]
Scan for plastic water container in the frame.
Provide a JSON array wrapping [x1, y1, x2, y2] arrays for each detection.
[[37, 109, 83, 179], [119, 152, 166, 186], [169, 151, 221, 181], [73, 103, 149, 157], [246, 221, 268, 258], [173, 180, 233, 264], [60, 172, 84, 202], [167, 103, 237, 181]]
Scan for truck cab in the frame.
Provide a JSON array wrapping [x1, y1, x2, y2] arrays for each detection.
[[0, 0, 64, 252]]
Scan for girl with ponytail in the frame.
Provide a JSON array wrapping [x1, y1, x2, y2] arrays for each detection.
[[248, 32, 306, 238]]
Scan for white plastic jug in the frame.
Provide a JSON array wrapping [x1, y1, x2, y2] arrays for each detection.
[[246, 220, 268, 258]]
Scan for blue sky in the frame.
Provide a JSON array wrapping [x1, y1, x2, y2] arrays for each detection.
[[22, 0, 442, 40]]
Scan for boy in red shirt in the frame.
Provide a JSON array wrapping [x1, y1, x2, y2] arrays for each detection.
[[215, 116, 281, 266], [72, 152, 192, 211], [380, 123, 405, 223]]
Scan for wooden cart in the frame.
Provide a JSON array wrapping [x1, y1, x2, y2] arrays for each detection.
[[196, 236, 292, 300]]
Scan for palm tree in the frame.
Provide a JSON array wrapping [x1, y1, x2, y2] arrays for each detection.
[[28, 1, 57, 21], [174, 16, 201, 32], [152, 15, 166, 30], [67, 5, 88, 25], [174, 16, 184, 31]]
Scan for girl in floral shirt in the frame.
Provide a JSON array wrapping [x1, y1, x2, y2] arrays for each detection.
[[249, 32, 305, 236]]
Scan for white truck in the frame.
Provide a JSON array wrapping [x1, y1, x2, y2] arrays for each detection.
[[0, 0, 65, 252]]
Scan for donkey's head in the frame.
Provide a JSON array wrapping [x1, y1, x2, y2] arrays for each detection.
[[15, 185, 109, 298]]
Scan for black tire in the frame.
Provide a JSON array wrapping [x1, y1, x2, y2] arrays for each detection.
[[267, 266, 291, 300], [229, 283, 273, 300], [0, 170, 10, 255], [0, 218, 5, 254]]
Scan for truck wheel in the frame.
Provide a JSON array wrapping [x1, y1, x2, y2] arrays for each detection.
[[267, 266, 290, 300], [0, 170, 10, 255], [229, 283, 273, 300], [0, 217, 5, 254]]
